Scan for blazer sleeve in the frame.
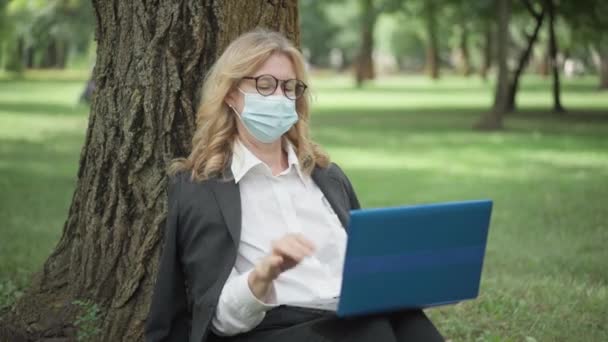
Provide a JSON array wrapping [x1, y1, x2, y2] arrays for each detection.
[[145, 173, 190, 342]]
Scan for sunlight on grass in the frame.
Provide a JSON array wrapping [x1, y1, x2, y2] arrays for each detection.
[[0, 113, 87, 142], [519, 150, 608, 168]]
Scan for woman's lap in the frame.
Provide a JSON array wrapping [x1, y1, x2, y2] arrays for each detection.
[[210, 306, 443, 342], [386, 309, 444, 341]]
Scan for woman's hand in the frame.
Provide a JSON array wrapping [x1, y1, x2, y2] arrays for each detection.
[[248, 233, 316, 301]]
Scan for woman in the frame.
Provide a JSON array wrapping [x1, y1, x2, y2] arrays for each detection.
[[145, 29, 444, 342]]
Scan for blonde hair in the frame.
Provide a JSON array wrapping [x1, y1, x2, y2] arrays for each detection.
[[168, 28, 330, 182]]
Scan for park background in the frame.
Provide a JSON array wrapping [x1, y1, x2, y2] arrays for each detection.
[[0, 0, 607, 341]]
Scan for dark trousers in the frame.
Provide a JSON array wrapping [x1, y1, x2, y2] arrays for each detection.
[[209, 305, 444, 342]]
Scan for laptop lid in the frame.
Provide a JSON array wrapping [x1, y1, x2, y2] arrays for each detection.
[[336, 199, 493, 317]]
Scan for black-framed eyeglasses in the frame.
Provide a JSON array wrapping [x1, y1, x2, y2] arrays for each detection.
[[241, 74, 308, 100]]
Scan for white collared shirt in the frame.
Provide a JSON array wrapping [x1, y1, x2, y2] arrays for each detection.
[[211, 138, 348, 336]]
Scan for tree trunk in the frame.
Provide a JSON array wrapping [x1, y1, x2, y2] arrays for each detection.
[[475, 0, 511, 130], [601, 53, 608, 89], [596, 44, 608, 89], [538, 48, 550, 76], [355, 0, 376, 87], [0, 1, 299, 341], [459, 22, 471, 76], [41, 39, 58, 69], [56, 39, 68, 69], [424, 0, 440, 79], [505, 2, 545, 113], [24, 38, 35, 69], [480, 21, 492, 81], [545, 0, 564, 113], [339, 48, 352, 72], [5, 36, 25, 72]]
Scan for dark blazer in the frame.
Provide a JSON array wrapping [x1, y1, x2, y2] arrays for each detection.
[[144, 162, 361, 342]]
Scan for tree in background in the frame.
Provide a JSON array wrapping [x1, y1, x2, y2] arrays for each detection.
[[418, 0, 496, 79], [0, 1, 299, 341], [544, 0, 565, 113], [355, 0, 378, 86], [1, 0, 94, 71], [475, 0, 511, 130], [397, 0, 443, 79], [505, 0, 546, 112], [421, 0, 440, 79], [444, 0, 476, 76], [560, 0, 608, 89], [467, 0, 496, 81], [299, 0, 338, 67], [389, 13, 427, 72], [296, 0, 604, 91], [597, 44, 608, 89], [478, 16, 495, 80], [0, 0, 10, 68], [353, 0, 401, 86], [300, 1, 360, 71]]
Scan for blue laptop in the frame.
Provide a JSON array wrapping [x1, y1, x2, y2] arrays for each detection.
[[285, 199, 493, 317]]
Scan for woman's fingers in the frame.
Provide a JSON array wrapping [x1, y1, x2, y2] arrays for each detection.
[[271, 236, 313, 262], [293, 233, 316, 252], [271, 243, 301, 263], [288, 237, 315, 257], [256, 233, 318, 281]]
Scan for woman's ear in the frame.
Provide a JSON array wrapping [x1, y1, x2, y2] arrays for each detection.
[[225, 99, 234, 110], [225, 89, 237, 110]]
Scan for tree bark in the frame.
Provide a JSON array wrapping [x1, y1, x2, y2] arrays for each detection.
[[475, 0, 511, 130], [355, 0, 376, 87], [545, 0, 564, 113], [0, 1, 299, 341], [424, 0, 440, 79], [505, 0, 545, 112]]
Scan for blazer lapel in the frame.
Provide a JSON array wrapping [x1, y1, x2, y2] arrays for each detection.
[[209, 172, 242, 247], [311, 166, 350, 231]]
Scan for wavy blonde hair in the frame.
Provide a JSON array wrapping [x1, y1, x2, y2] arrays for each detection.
[[168, 29, 330, 182]]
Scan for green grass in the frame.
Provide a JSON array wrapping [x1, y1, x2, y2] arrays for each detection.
[[1, 70, 607, 341]]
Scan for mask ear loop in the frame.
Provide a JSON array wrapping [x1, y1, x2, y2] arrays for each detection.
[[228, 103, 261, 142], [227, 103, 242, 119], [228, 86, 248, 117]]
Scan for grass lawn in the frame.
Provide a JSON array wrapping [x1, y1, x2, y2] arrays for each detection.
[[1, 70, 607, 341]]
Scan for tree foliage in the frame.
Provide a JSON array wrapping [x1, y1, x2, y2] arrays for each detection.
[[1, 0, 94, 71]]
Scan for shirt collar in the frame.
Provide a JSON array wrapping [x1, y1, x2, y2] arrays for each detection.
[[231, 138, 307, 186]]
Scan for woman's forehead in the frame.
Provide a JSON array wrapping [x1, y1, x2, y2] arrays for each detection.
[[252, 53, 296, 79]]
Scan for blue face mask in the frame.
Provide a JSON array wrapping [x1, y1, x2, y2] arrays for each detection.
[[229, 88, 299, 144]]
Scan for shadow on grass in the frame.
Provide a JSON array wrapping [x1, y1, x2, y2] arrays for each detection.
[[509, 109, 608, 122]]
